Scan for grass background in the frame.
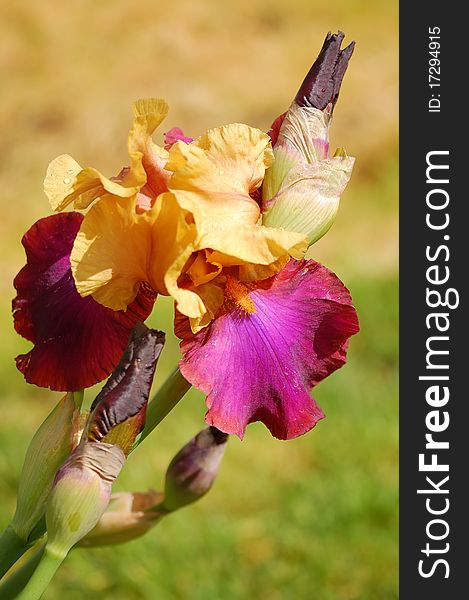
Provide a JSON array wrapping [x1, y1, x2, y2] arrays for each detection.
[[0, 0, 398, 598]]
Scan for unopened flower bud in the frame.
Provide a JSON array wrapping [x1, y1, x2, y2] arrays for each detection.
[[262, 128, 354, 245], [45, 442, 125, 558], [79, 490, 164, 547], [86, 322, 165, 455], [44, 323, 165, 556], [10, 392, 81, 541], [262, 32, 355, 246], [163, 427, 228, 511], [295, 30, 355, 110]]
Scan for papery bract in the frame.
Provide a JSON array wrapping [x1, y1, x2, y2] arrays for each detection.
[[262, 105, 354, 246], [46, 442, 125, 558], [79, 490, 164, 547]]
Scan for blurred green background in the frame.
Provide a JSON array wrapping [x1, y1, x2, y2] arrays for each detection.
[[0, 0, 397, 598]]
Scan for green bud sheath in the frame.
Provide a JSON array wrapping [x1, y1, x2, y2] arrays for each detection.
[[263, 103, 354, 247], [45, 442, 125, 558], [11, 392, 80, 542]]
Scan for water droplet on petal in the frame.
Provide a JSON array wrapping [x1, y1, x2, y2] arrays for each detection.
[[63, 178, 71, 185]]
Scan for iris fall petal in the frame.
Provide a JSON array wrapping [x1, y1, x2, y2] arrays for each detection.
[[13, 212, 155, 391], [176, 259, 359, 440]]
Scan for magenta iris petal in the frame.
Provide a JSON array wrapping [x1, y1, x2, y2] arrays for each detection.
[[176, 259, 359, 440], [13, 212, 155, 391], [163, 127, 193, 150]]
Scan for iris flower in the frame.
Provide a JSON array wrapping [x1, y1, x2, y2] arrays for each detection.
[[13, 31, 359, 439], [69, 120, 307, 329]]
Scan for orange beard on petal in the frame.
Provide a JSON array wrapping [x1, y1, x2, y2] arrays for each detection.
[[224, 276, 256, 315]]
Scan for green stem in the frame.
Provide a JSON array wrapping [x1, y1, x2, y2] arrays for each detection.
[[0, 525, 29, 580], [0, 544, 45, 599], [137, 368, 191, 447], [27, 518, 46, 547], [16, 547, 65, 600]]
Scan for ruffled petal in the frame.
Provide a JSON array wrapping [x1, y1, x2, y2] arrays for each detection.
[[176, 259, 359, 440], [166, 123, 306, 263], [70, 196, 153, 311], [128, 98, 171, 199], [71, 193, 198, 315], [13, 212, 155, 391], [45, 98, 171, 213], [44, 155, 139, 212], [166, 123, 271, 232]]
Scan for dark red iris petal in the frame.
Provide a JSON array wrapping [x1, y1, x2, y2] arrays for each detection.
[[13, 212, 156, 391], [267, 111, 287, 146]]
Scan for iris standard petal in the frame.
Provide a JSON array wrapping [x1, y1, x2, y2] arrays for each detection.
[[166, 123, 307, 265]]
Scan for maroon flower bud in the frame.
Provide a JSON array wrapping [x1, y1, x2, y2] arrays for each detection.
[[43, 324, 165, 557], [163, 426, 228, 511], [295, 31, 355, 110]]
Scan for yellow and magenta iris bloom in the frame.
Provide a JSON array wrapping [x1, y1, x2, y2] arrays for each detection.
[[65, 110, 307, 331], [13, 31, 359, 440]]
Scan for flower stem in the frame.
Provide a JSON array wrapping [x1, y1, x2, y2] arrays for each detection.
[[0, 544, 45, 599], [0, 524, 29, 579], [16, 547, 65, 600], [137, 367, 191, 447]]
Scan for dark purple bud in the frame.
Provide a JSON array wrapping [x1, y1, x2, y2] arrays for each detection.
[[295, 31, 355, 110], [162, 426, 228, 511], [86, 322, 165, 454]]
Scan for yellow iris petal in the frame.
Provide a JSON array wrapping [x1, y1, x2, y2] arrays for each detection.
[[167, 123, 270, 234], [44, 157, 141, 213], [127, 98, 170, 194], [71, 192, 199, 316], [188, 281, 225, 332], [71, 196, 152, 310], [186, 251, 222, 287], [166, 123, 307, 270], [132, 99, 169, 140]]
